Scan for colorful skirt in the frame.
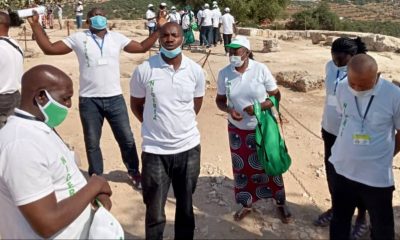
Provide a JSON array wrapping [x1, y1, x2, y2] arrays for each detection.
[[228, 122, 286, 207]]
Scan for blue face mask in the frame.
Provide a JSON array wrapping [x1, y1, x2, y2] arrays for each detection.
[[90, 15, 107, 30], [160, 46, 182, 59]]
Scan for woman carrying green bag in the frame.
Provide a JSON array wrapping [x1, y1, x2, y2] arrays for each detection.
[[216, 36, 292, 223], [181, 6, 195, 47]]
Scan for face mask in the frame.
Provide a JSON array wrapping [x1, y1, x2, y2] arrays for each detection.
[[90, 15, 107, 30], [337, 65, 347, 72], [229, 55, 245, 67], [348, 86, 374, 98], [37, 90, 68, 128], [160, 46, 182, 59]]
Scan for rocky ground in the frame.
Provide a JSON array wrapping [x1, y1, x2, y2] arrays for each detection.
[[9, 22, 400, 239]]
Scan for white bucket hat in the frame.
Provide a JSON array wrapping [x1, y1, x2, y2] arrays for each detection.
[[148, 4, 154, 8], [226, 36, 251, 50]]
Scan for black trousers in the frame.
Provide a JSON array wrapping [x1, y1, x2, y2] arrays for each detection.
[[212, 27, 221, 45], [223, 34, 233, 53], [321, 128, 337, 196], [330, 171, 395, 240], [142, 145, 201, 240]]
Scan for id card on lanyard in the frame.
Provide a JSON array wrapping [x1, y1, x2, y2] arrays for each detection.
[[91, 33, 108, 66], [352, 96, 374, 145], [327, 70, 347, 107]]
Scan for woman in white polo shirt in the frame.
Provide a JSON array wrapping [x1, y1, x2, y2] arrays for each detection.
[[216, 36, 291, 223], [315, 37, 369, 239]]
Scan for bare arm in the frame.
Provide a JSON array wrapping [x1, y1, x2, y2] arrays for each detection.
[[27, 13, 72, 55], [394, 130, 400, 156], [216, 94, 229, 113], [194, 97, 203, 115], [123, 29, 159, 53], [18, 175, 111, 238], [262, 88, 281, 110], [130, 97, 145, 122]]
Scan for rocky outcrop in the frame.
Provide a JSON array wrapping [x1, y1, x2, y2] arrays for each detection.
[[262, 38, 281, 52], [275, 71, 324, 92]]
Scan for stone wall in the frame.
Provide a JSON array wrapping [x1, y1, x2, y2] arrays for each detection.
[[237, 27, 400, 53]]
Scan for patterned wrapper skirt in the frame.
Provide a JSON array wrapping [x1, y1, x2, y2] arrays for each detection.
[[228, 122, 286, 207]]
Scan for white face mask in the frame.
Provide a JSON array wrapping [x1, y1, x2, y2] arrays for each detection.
[[229, 55, 244, 67], [348, 77, 378, 98], [337, 65, 347, 72], [348, 86, 374, 98]]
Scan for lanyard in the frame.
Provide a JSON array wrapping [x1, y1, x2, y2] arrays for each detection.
[[334, 70, 347, 95], [354, 95, 374, 132], [91, 33, 105, 56]]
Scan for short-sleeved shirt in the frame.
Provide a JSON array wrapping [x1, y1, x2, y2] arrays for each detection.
[[0, 109, 91, 239], [130, 54, 206, 154], [63, 30, 131, 97], [201, 9, 213, 26], [217, 60, 278, 130], [169, 12, 181, 24], [212, 8, 221, 28], [146, 10, 156, 27], [329, 79, 400, 187], [321, 60, 348, 136], [221, 13, 235, 34], [182, 12, 193, 30], [197, 10, 203, 25], [0, 37, 23, 94], [75, 5, 83, 16]]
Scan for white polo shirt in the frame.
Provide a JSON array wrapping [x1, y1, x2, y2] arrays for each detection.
[[169, 12, 181, 24], [0, 109, 91, 239], [329, 79, 400, 187], [217, 60, 278, 130], [146, 10, 156, 27], [0, 37, 23, 94], [221, 13, 235, 34], [130, 54, 206, 154], [197, 10, 203, 25], [201, 9, 213, 26], [63, 30, 131, 97], [75, 5, 83, 16], [321, 60, 348, 136], [212, 8, 221, 28]]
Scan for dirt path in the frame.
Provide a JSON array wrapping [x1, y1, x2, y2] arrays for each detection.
[[10, 26, 400, 239]]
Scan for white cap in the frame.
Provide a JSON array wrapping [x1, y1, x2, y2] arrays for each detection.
[[148, 3, 153, 8], [171, 6, 176, 10], [226, 36, 251, 50], [224, 7, 230, 12], [160, 2, 167, 7], [204, 3, 210, 8], [78, 1, 82, 4], [213, 4, 218, 9], [88, 206, 124, 239], [212, 1, 218, 5]]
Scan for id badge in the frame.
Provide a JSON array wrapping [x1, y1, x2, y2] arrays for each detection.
[[327, 95, 337, 107], [352, 133, 371, 145], [97, 58, 108, 66]]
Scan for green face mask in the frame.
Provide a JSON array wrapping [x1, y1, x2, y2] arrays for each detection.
[[37, 90, 68, 128]]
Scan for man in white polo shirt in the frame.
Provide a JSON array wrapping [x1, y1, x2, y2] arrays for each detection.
[[146, 4, 156, 35], [199, 3, 213, 48], [221, 7, 236, 55], [0, 11, 23, 129], [329, 54, 400, 240], [28, 7, 159, 189], [130, 22, 205, 240], [0, 65, 112, 239]]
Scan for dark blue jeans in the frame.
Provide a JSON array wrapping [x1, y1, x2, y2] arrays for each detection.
[[148, 26, 156, 36], [76, 15, 82, 29], [202, 26, 213, 47], [142, 145, 201, 240], [79, 95, 139, 176]]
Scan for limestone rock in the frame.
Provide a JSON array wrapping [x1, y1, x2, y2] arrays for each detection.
[[310, 32, 327, 44], [262, 38, 281, 53], [275, 71, 324, 92]]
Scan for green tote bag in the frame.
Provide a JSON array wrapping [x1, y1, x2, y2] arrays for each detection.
[[254, 96, 291, 176]]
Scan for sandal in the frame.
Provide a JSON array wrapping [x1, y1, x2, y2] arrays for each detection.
[[313, 209, 332, 227], [351, 221, 369, 240], [277, 205, 292, 224], [233, 207, 252, 221]]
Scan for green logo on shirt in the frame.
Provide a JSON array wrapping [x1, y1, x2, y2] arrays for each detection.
[[149, 80, 157, 120], [60, 156, 76, 196]]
